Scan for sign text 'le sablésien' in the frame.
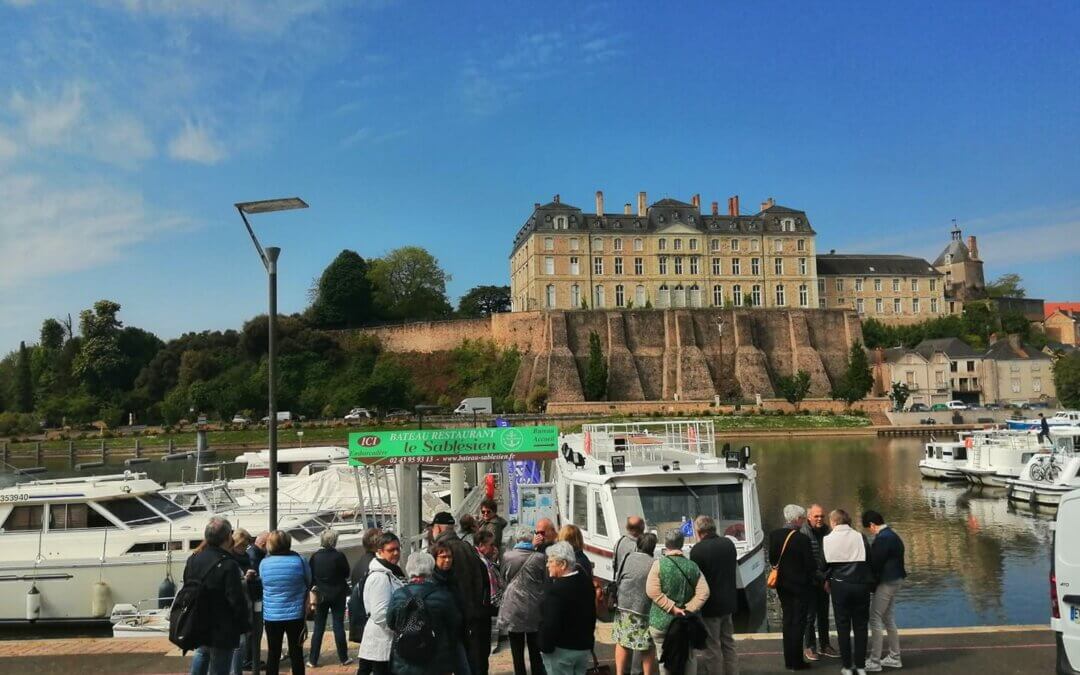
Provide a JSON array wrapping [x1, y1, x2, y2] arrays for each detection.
[[348, 426, 559, 465]]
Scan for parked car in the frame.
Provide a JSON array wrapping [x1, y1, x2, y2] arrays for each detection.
[[384, 409, 413, 421], [454, 397, 493, 415], [930, 403, 949, 412], [908, 403, 929, 413], [920, 417, 937, 425], [196, 415, 209, 426], [231, 414, 251, 425], [344, 407, 373, 422], [983, 402, 1002, 410], [946, 400, 969, 411], [1053, 489, 1080, 674], [261, 411, 301, 423]]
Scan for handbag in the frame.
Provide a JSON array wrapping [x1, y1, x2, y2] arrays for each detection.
[[586, 649, 612, 675], [767, 530, 796, 589], [603, 536, 630, 615], [306, 587, 320, 620]]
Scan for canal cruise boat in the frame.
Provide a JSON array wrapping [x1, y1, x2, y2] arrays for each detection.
[[919, 433, 972, 480], [1006, 426, 1080, 508]]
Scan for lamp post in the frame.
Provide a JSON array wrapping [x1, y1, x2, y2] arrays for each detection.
[[235, 197, 308, 532]]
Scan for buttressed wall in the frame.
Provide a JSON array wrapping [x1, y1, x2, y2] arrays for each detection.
[[341, 309, 862, 403]]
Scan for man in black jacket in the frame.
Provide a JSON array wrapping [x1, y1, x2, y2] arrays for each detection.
[[307, 529, 353, 668], [799, 503, 838, 661], [429, 511, 491, 675], [690, 515, 739, 675], [768, 505, 816, 671], [862, 510, 907, 672], [184, 517, 249, 675]]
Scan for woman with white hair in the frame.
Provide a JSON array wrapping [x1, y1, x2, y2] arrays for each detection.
[[386, 551, 464, 675], [306, 529, 352, 668], [768, 504, 817, 671], [539, 541, 596, 675], [497, 525, 549, 675]]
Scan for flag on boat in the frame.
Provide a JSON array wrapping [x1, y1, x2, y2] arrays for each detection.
[[688, 425, 698, 452], [583, 431, 592, 455]]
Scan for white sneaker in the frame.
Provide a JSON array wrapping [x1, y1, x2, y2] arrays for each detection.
[[857, 670, 868, 675], [881, 655, 903, 668], [841, 669, 854, 675], [864, 662, 882, 673]]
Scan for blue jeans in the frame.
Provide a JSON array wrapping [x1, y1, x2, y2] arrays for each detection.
[[309, 595, 348, 666], [191, 645, 235, 675]]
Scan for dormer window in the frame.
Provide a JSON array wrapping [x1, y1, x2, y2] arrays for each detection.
[[554, 216, 568, 230], [781, 218, 795, 232]]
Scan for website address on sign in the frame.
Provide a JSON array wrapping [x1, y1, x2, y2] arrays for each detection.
[[389, 452, 558, 464]]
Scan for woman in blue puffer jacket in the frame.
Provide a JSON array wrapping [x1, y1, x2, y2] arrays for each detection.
[[259, 530, 312, 675]]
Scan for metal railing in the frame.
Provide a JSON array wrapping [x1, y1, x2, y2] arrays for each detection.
[[580, 419, 716, 462]]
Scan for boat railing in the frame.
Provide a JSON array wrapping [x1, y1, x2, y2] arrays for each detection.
[[581, 419, 716, 463]]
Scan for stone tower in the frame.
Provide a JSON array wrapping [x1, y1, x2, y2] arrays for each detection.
[[933, 221, 985, 312]]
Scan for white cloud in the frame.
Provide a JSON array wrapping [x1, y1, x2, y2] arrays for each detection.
[[101, 0, 330, 36], [0, 172, 186, 288], [10, 83, 84, 146], [168, 119, 226, 164]]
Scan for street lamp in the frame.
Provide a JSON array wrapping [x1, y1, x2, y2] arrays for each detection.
[[235, 196, 308, 533]]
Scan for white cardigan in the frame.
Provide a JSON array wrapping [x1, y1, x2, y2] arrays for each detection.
[[358, 558, 405, 662]]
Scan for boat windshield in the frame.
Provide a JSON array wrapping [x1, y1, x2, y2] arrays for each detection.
[[138, 494, 191, 520], [98, 497, 166, 526], [612, 483, 746, 541]]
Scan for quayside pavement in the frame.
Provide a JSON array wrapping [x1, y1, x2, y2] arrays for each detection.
[[0, 625, 1053, 674]]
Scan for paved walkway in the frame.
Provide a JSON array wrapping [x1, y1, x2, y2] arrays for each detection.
[[0, 625, 1054, 674]]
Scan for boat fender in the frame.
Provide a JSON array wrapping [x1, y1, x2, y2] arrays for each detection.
[[158, 577, 177, 609], [484, 473, 496, 500], [26, 584, 41, 622], [1029, 489, 1039, 510], [91, 581, 111, 618]]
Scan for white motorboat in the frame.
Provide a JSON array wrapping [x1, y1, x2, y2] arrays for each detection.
[[956, 428, 1050, 487], [0, 471, 367, 623], [919, 434, 972, 480], [1006, 426, 1080, 508], [550, 420, 767, 631], [1006, 410, 1080, 431]]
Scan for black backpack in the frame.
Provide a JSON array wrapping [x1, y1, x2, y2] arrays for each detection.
[[390, 585, 438, 664], [169, 554, 227, 652], [348, 571, 369, 643]]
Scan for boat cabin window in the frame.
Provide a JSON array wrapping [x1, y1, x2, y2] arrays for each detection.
[[138, 494, 190, 519], [612, 483, 746, 541], [593, 490, 608, 537], [126, 541, 183, 554], [99, 497, 165, 526], [954, 447, 967, 461], [2, 505, 43, 532], [571, 484, 589, 531], [49, 503, 114, 530]]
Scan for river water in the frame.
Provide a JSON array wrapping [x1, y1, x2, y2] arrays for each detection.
[[1, 434, 1054, 630], [744, 434, 1053, 629]]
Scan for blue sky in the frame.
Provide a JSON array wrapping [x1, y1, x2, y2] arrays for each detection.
[[1, 1, 1079, 351]]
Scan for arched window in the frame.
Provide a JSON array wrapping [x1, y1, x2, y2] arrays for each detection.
[[546, 284, 556, 308], [775, 284, 786, 307], [658, 284, 670, 308], [713, 284, 723, 307], [615, 284, 625, 307], [635, 285, 646, 307], [798, 284, 808, 307], [594, 284, 605, 309], [751, 284, 762, 307], [689, 284, 702, 308], [732, 284, 743, 307], [673, 284, 686, 308], [555, 216, 568, 230], [570, 284, 581, 308]]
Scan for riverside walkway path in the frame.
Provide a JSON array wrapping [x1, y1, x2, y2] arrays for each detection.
[[0, 625, 1053, 674]]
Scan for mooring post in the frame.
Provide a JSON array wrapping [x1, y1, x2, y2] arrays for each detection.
[[134, 438, 141, 459], [100, 439, 107, 463], [68, 441, 75, 469], [35, 441, 42, 466], [1, 441, 7, 465], [168, 438, 174, 453]]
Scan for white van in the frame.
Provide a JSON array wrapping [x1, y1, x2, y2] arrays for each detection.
[[454, 397, 492, 415], [1054, 489, 1080, 674]]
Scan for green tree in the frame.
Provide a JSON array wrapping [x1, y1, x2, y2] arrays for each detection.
[[458, 285, 510, 317], [308, 250, 374, 328], [775, 370, 812, 410], [361, 358, 415, 410], [40, 319, 66, 350], [960, 301, 997, 348], [584, 331, 608, 400], [832, 342, 874, 406], [72, 300, 126, 393], [1054, 352, 1080, 409], [986, 273, 1025, 298], [889, 381, 912, 411], [15, 341, 34, 413], [368, 246, 453, 321]]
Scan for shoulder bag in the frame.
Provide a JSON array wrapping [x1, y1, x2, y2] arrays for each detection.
[[767, 530, 796, 589]]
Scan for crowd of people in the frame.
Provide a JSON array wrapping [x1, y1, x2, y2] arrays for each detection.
[[181, 497, 906, 675], [769, 504, 907, 675]]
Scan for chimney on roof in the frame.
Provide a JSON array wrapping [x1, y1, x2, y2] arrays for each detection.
[[624, 202, 632, 215], [760, 197, 775, 211], [534, 202, 540, 210], [692, 194, 700, 208], [711, 201, 719, 216], [733, 195, 740, 215], [967, 235, 979, 260], [637, 191, 647, 217], [553, 194, 560, 204], [595, 190, 604, 216]]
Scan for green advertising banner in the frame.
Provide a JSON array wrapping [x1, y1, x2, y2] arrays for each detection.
[[348, 426, 560, 465]]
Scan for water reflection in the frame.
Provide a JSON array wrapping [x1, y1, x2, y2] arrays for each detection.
[[741, 435, 1052, 628]]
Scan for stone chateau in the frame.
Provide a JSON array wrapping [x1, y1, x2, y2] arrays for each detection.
[[510, 191, 966, 326]]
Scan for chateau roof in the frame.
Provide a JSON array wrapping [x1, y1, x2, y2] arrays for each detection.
[[816, 254, 941, 277], [933, 237, 972, 266], [984, 340, 1052, 361], [511, 194, 815, 255]]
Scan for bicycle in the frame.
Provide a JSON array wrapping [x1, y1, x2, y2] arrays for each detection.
[[1029, 455, 1061, 483]]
